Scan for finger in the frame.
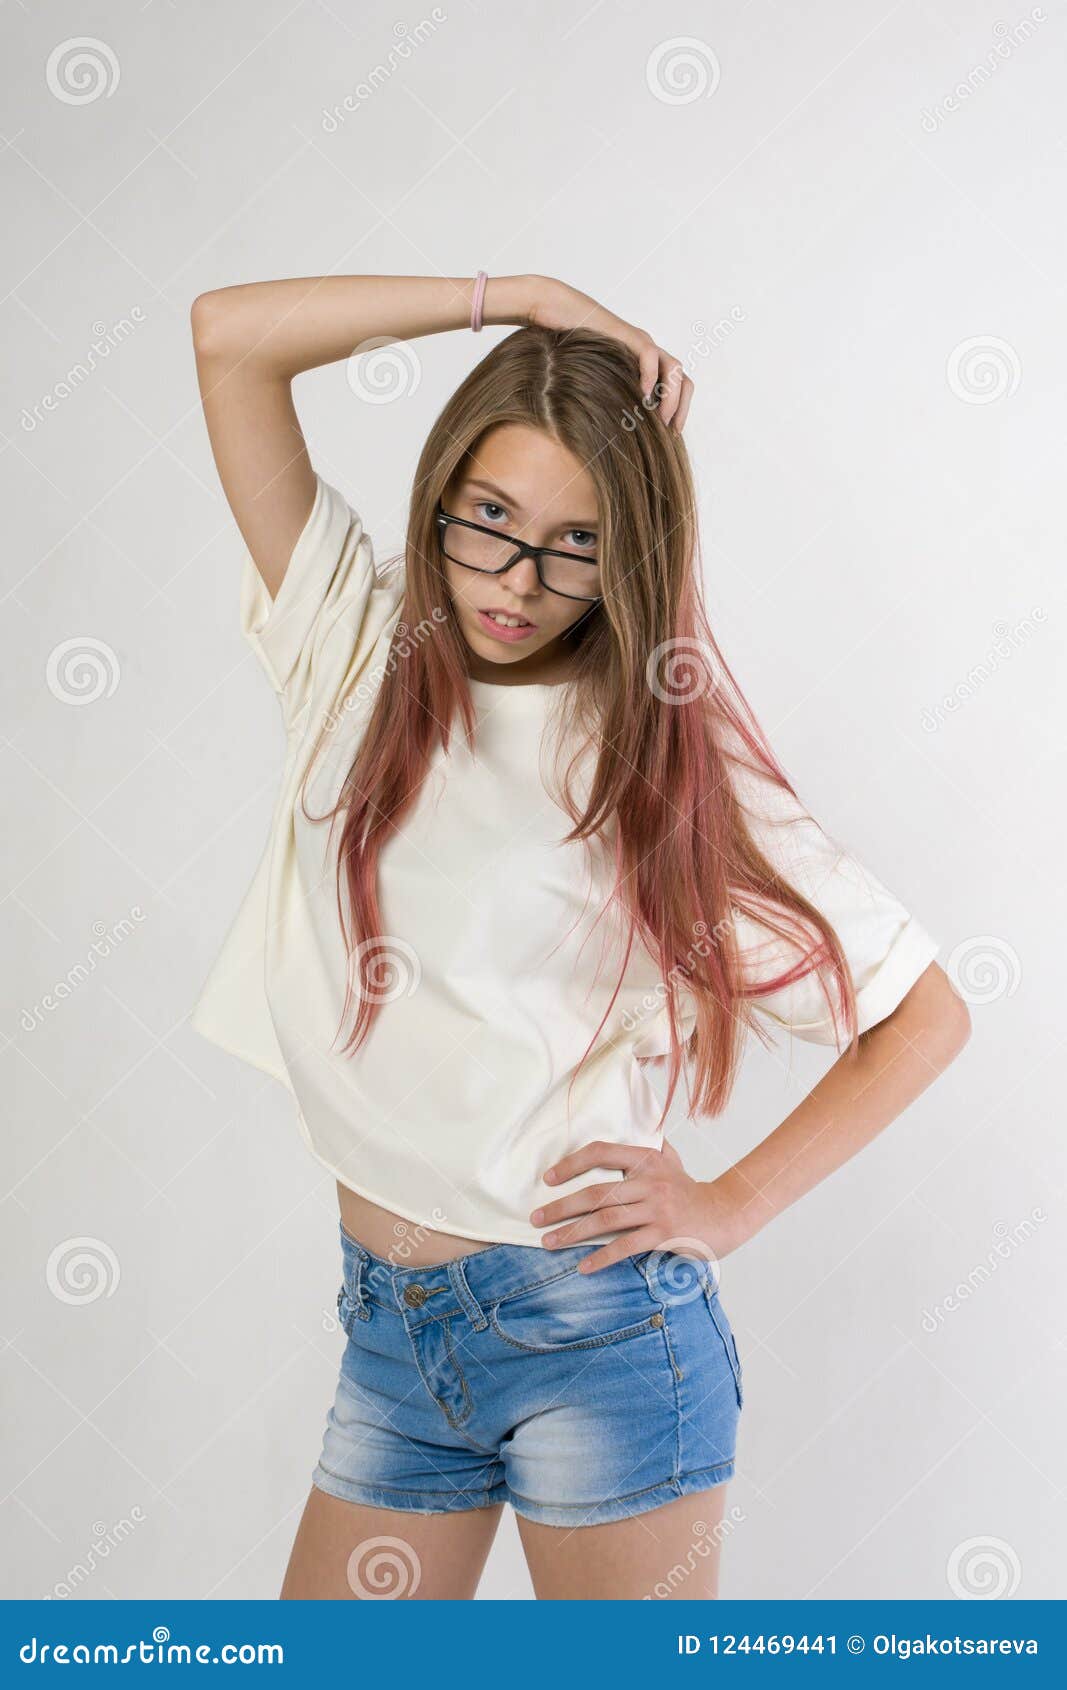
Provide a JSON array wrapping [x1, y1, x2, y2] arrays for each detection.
[[543, 1202, 650, 1250], [577, 1227, 661, 1275], [531, 1178, 643, 1229], [656, 355, 685, 425], [541, 1196, 642, 1250], [543, 1140, 648, 1186], [637, 339, 661, 400], [671, 374, 695, 433]]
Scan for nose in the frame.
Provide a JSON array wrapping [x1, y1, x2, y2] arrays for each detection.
[[500, 553, 541, 596]]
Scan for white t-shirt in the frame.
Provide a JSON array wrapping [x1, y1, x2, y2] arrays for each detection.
[[191, 472, 942, 1245]]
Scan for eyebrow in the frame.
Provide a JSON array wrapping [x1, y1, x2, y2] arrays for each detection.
[[462, 476, 598, 530]]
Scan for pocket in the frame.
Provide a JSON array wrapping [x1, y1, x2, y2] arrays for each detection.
[[336, 1265, 368, 1335], [489, 1260, 665, 1354], [703, 1284, 744, 1408], [336, 1227, 370, 1332]]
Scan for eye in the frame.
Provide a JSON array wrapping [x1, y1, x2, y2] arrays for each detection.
[[562, 529, 597, 553], [474, 500, 509, 525]]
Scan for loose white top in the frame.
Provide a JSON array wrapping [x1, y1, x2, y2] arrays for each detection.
[[191, 472, 941, 1245]]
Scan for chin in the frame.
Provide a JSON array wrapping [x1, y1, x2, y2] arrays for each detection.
[[474, 648, 539, 669], [468, 627, 547, 662]]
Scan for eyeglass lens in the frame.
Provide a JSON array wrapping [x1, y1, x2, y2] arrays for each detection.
[[441, 520, 601, 600]]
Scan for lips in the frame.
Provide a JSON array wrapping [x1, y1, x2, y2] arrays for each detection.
[[475, 607, 538, 643], [482, 607, 535, 628]]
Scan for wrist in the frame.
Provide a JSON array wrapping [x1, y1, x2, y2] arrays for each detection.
[[703, 1165, 779, 1253], [481, 273, 553, 330]]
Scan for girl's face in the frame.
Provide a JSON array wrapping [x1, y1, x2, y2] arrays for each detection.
[[440, 423, 601, 680]]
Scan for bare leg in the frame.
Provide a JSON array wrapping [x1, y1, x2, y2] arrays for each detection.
[[281, 1487, 505, 1600], [516, 1483, 729, 1600]]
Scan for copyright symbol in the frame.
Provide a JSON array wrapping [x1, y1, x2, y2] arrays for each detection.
[[847, 1635, 865, 1653]]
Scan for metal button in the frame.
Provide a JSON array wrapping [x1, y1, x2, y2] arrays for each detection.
[[649, 1311, 664, 1328], [403, 1284, 428, 1308]]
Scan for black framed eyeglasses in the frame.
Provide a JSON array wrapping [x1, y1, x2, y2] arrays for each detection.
[[434, 504, 603, 603]]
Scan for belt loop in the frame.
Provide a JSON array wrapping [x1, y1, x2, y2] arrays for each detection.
[[447, 1257, 488, 1331], [346, 1238, 372, 1322]]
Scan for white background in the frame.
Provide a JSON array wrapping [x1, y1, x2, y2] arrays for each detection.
[[2, 0, 1063, 1601]]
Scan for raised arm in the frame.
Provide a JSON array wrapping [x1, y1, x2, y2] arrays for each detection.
[[189, 273, 542, 599]]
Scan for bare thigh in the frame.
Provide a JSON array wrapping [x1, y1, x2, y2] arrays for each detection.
[[281, 1486, 505, 1600], [516, 1483, 729, 1600]]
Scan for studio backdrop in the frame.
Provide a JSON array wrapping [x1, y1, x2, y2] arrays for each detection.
[[2, 0, 1062, 1601]]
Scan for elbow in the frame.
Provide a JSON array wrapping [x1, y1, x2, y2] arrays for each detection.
[[937, 977, 973, 1064], [190, 289, 238, 358]]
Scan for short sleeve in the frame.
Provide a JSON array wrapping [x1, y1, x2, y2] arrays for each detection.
[[238, 472, 384, 728], [729, 761, 941, 1046]]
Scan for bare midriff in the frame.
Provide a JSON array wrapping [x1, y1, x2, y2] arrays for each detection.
[[336, 1181, 502, 1266]]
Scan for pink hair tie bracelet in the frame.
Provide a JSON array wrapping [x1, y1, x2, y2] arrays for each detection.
[[470, 270, 488, 332]]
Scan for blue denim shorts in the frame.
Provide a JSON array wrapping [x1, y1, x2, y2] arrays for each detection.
[[311, 1221, 743, 1528]]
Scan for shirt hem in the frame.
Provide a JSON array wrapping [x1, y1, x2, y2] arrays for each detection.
[[189, 1004, 294, 1093], [297, 1127, 626, 1251], [852, 915, 941, 1036], [757, 916, 941, 1047]]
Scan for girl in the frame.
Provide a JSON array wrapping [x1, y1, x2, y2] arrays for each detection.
[[189, 272, 969, 1601]]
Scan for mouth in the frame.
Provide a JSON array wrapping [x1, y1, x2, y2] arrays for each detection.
[[475, 607, 538, 643]]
